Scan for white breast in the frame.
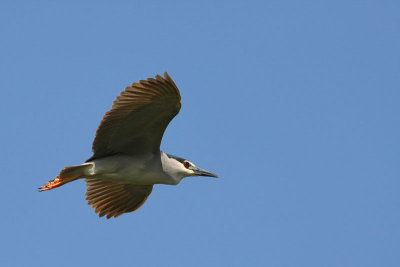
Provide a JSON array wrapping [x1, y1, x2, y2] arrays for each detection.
[[87, 154, 178, 185]]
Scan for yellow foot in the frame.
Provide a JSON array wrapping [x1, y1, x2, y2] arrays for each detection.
[[39, 178, 62, 192]]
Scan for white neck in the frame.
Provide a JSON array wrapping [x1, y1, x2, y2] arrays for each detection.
[[160, 152, 191, 185]]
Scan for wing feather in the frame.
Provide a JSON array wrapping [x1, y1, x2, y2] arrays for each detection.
[[88, 72, 181, 161], [85, 178, 153, 219]]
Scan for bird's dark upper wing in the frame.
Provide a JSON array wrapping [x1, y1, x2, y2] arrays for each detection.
[[88, 72, 181, 160]]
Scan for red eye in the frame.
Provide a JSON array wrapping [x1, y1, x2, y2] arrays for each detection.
[[184, 161, 190, 168]]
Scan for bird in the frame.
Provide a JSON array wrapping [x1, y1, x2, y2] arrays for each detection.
[[39, 72, 218, 219]]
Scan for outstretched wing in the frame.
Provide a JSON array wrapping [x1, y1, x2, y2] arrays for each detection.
[[85, 178, 153, 219], [88, 72, 181, 161]]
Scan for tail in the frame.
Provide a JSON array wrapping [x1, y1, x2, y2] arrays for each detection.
[[39, 164, 91, 192]]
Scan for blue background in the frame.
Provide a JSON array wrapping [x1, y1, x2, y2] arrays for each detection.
[[1, 1, 399, 266]]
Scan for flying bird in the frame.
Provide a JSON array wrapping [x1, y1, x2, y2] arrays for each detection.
[[39, 73, 218, 219]]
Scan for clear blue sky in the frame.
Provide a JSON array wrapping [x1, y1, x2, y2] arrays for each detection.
[[1, 1, 399, 266]]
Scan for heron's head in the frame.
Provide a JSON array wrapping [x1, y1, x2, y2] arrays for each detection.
[[164, 153, 218, 180]]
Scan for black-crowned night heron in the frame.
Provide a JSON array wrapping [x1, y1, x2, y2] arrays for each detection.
[[39, 73, 218, 219]]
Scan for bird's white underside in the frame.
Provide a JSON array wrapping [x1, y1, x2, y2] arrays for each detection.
[[82, 152, 193, 185]]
